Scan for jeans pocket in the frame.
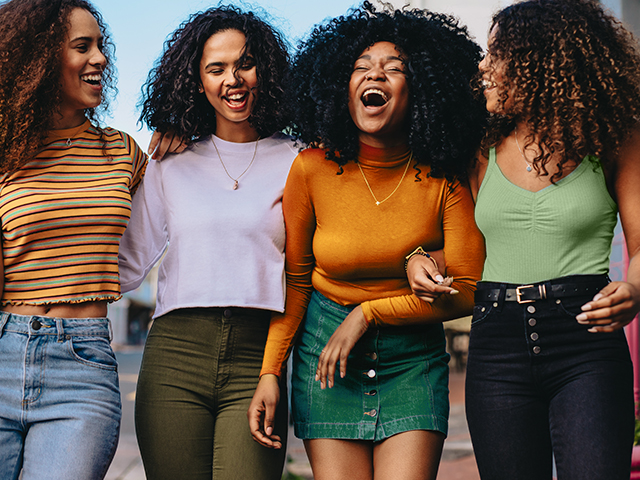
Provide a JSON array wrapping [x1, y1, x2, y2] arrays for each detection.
[[68, 336, 118, 371], [471, 303, 494, 327], [556, 296, 590, 318]]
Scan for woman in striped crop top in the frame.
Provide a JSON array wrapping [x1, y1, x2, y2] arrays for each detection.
[[408, 1, 640, 478], [0, 1, 147, 479]]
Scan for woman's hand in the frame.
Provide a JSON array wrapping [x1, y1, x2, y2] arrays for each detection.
[[247, 374, 283, 449], [148, 131, 188, 160], [576, 281, 640, 332], [406, 249, 458, 303], [315, 305, 369, 389]]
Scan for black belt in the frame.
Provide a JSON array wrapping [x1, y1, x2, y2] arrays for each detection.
[[475, 280, 607, 304]]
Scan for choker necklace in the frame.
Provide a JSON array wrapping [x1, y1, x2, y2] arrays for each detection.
[[357, 153, 412, 206], [211, 135, 260, 190], [514, 127, 534, 172]]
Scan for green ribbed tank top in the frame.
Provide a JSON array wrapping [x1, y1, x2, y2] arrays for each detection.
[[475, 147, 618, 284]]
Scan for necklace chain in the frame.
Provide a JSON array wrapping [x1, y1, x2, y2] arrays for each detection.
[[514, 126, 534, 173], [211, 135, 260, 190], [357, 153, 413, 206]]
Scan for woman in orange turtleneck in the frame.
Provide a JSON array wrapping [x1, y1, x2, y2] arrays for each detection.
[[248, 4, 486, 479]]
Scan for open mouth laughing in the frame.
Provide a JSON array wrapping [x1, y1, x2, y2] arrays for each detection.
[[361, 88, 388, 107], [81, 73, 102, 86]]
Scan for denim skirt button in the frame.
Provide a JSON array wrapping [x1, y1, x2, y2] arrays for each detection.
[[364, 409, 377, 417], [493, 302, 499, 308], [223, 309, 232, 318], [367, 369, 376, 378], [366, 352, 377, 361], [531, 332, 539, 341], [527, 305, 536, 314], [31, 319, 42, 330], [528, 318, 537, 327], [533, 346, 541, 354]]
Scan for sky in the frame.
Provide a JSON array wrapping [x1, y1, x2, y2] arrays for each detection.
[[92, 0, 365, 151]]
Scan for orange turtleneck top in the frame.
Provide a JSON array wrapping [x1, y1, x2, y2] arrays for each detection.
[[260, 142, 485, 376]]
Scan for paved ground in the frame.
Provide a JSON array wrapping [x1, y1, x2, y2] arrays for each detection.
[[106, 348, 479, 480]]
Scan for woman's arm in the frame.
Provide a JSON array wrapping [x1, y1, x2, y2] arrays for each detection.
[[576, 127, 640, 331]]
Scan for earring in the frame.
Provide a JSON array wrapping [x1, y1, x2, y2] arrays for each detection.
[[198, 86, 204, 93]]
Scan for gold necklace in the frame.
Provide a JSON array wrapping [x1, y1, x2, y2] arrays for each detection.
[[514, 127, 533, 172], [357, 153, 412, 206], [211, 135, 260, 190]]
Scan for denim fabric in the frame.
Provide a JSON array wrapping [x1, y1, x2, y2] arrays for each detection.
[[0, 312, 121, 480], [466, 275, 634, 480], [292, 290, 449, 441], [134, 307, 288, 480]]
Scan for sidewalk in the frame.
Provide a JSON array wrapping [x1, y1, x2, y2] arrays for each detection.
[[106, 366, 478, 480]]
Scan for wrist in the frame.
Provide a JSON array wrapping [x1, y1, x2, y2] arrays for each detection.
[[404, 246, 438, 272]]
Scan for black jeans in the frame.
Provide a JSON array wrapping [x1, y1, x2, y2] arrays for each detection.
[[466, 275, 634, 480]]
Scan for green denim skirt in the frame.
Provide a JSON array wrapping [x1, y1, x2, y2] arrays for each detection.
[[292, 291, 449, 442]]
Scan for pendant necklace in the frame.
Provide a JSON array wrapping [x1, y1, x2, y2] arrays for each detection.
[[514, 126, 534, 172], [211, 135, 260, 190], [65, 123, 88, 147], [357, 152, 412, 206]]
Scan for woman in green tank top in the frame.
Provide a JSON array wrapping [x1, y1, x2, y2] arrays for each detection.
[[408, 1, 640, 479]]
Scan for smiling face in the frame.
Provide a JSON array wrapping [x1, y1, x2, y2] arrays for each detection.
[[348, 41, 410, 148], [57, 8, 107, 128], [479, 25, 516, 115], [199, 29, 259, 141]]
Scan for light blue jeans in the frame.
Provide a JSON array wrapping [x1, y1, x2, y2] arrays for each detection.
[[0, 312, 122, 480]]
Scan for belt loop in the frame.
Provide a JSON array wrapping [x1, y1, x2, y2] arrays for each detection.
[[107, 318, 113, 342], [495, 286, 507, 313], [55, 318, 65, 343], [0, 312, 9, 338]]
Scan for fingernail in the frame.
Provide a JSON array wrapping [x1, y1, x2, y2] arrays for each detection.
[[328, 380, 333, 388], [435, 275, 444, 283], [588, 327, 598, 333], [266, 426, 273, 435], [581, 303, 592, 311], [576, 313, 587, 322], [315, 373, 319, 381], [341, 371, 345, 378], [593, 293, 603, 301], [449, 289, 459, 295]]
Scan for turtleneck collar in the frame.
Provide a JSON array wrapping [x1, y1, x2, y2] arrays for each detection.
[[357, 140, 411, 168]]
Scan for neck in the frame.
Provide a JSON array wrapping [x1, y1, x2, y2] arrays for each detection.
[[358, 131, 408, 149], [52, 110, 86, 130], [214, 122, 260, 143]]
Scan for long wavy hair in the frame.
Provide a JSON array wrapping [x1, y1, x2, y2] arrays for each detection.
[[0, 0, 115, 175], [288, 1, 486, 180], [139, 5, 291, 139], [479, 0, 640, 178]]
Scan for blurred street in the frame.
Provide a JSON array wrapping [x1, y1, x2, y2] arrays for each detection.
[[106, 348, 479, 480]]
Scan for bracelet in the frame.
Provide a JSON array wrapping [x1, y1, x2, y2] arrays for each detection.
[[404, 246, 438, 272]]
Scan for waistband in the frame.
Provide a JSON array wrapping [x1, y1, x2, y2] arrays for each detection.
[[475, 274, 609, 305], [0, 311, 111, 340]]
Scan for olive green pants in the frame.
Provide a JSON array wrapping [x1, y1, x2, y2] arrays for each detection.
[[135, 308, 288, 480]]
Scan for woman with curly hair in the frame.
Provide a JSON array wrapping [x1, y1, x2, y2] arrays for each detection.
[[248, 3, 486, 479], [0, 0, 147, 478], [410, 0, 640, 478], [117, 6, 296, 479]]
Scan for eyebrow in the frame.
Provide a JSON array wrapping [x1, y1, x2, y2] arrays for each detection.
[[69, 35, 102, 43], [357, 54, 405, 62]]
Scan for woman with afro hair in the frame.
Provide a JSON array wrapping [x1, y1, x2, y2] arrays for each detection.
[[410, 0, 640, 478], [0, 0, 147, 478], [248, 3, 486, 479], [117, 5, 297, 479]]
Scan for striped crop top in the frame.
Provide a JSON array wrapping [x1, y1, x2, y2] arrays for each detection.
[[0, 120, 147, 305]]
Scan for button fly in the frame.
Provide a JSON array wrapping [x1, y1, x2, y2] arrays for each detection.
[[31, 319, 42, 331]]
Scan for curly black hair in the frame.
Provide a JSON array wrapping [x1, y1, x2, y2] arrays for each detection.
[[480, 0, 640, 178], [0, 0, 116, 174], [139, 5, 291, 139], [288, 1, 486, 180]]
